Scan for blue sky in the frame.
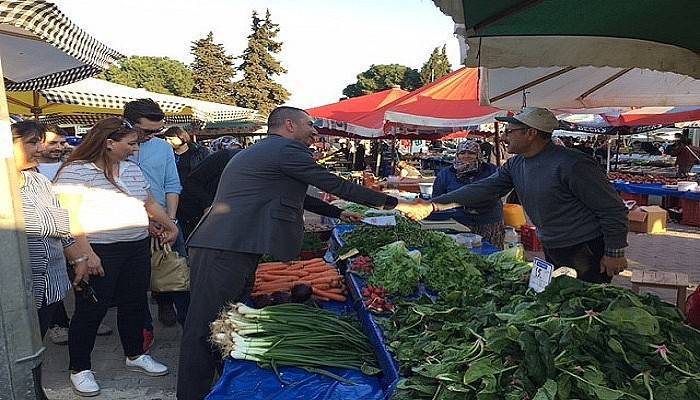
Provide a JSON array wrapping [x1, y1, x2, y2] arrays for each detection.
[[52, 0, 461, 108]]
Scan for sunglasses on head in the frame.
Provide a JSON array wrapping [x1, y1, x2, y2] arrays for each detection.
[[122, 118, 165, 134]]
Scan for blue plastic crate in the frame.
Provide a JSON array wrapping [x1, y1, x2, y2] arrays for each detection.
[[346, 272, 400, 399]]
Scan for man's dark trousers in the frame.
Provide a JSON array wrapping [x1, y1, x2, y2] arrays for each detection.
[[176, 247, 260, 400], [543, 235, 612, 284]]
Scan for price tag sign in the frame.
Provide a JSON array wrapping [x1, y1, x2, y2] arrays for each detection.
[[529, 257, 554, 293], [362, 215, 397, 226]]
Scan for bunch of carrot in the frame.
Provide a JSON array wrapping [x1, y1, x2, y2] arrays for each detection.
[[252, 258, 348, 302]]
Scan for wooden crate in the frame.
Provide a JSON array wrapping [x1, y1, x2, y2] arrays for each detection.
[[630, 270, 690, 314]]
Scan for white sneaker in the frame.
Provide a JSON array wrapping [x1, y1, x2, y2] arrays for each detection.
[[70, 370, 100, 397], [48, 326, 68, 345], [125, 354, 169, 376], [96, 323, 113, 336]]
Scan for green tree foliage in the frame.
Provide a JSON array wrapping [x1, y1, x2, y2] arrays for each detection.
[[98, 56, 193, 96], [190, 32, 237, 104], [420, 45, 452, 84], [342, 64, 422, 98], [232, 10, 290, 115]]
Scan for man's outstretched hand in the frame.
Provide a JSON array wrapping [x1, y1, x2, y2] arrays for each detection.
[[395, 198, 434, 221]]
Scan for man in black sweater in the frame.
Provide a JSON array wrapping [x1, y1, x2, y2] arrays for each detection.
[[402, 108, 628, 283]]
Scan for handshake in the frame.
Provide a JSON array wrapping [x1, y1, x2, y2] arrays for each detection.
[[395, 198, 435, 221]]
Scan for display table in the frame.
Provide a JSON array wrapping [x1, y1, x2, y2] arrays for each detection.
[[613, 182, 700, 201]]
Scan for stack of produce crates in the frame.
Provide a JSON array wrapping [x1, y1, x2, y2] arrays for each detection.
[[681, 199, 700, 227], [520, 225, 543, 251]]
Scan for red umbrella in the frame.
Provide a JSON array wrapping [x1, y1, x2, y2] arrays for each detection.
[[307, 88, 408, 126], [602, 106, 700, 126], [384, 67, 506, 130]]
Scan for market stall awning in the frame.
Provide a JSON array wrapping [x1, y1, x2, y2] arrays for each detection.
[[479, 66, 700, 110], [8, 77, 262, 126], [8, 78, 190, 117], [384, 67, 505, 130], [0, 0, 123, 90], [601, 106, 700, 127], [431, 0, 700, 78], [307, 88, 408, 128]]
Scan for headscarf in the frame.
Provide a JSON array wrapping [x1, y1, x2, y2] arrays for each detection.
[[209, 135, 241, 152], [453, 140, 483, 178]]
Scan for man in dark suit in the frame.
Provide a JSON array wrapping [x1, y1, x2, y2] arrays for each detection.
[[177, 106, 403, 399]]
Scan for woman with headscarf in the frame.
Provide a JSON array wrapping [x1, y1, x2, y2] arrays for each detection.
[[432, 140, 505, 247]]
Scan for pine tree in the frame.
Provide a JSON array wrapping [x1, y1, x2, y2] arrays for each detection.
[[342, 64, 422, 98], [420, 45, 452, 85], [232, 10, 290, 115], [190, 32, 237, 104]]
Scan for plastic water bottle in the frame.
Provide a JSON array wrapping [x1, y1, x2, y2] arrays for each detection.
[[504, 226, 520, 249]]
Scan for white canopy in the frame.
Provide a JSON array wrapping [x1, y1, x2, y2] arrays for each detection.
[[478, 66, 700, 110]]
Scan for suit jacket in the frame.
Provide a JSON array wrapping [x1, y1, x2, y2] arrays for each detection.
[[187, 134, 390, 260]]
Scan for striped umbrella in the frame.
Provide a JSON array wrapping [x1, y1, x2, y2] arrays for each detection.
[[0, 0, 123, 90], [7, 77, 262, 127]]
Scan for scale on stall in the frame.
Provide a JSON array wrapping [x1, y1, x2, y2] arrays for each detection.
[[418, 218, 471, 233]]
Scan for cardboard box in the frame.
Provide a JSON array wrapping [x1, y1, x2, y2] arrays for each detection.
[[628, 206, 668, 233]]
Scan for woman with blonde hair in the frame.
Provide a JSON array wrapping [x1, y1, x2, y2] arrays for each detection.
[[54, 117, 178, 396]]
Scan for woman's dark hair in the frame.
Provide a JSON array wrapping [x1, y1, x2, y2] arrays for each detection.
[[163, 126, 190, 143], [11, 120, 46, 141], [123, 98, 165, 124], [58, 117, 138, 189]]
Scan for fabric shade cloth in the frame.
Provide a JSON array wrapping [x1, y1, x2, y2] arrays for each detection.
[[308, 70, 505, 138], [431, 0, 700, 78], [0, 0, 123, 90], [307, 88, 408, 135], [8, 78, 261, 126], [601, 107, 700, 127], [383, 67, 505, 130], [478, 66, 700, 110]]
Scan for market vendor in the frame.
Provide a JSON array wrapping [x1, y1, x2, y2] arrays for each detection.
[[177, 106, 408, 400], [672, 134, 700, 177], [432, 140, 504, 248], [399, 107, 629, 284]]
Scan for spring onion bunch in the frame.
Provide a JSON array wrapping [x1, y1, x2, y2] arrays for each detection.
[[211, 303, 379, 376]]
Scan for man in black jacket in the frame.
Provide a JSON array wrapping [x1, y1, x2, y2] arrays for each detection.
[[177, 107, 405, 399]]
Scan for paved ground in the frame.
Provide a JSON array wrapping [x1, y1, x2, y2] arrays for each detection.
[[43, 223, 700, 399]]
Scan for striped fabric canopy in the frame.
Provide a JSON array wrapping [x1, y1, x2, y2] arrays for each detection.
[[39, 113, 196, 127], [0, 0, 123, 90], [8, 78, 262, 127]]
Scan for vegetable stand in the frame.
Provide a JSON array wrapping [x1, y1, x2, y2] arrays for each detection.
[[336, 224, 501, 399], [206, 299, 389, 400], [329, 217, 700, 399]]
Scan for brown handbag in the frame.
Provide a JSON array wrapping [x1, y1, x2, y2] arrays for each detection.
[[150, 238, 190, 292]]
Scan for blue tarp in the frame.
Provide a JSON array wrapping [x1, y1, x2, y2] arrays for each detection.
[[207, 301, 385, 400], [614, 182, 700, 201]]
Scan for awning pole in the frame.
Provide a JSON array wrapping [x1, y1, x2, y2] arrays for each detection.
[[494, 122, 501, 165], [607, 137, 611, 173], [32, 91, 41, 120], [0, 57, 45, 400]]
